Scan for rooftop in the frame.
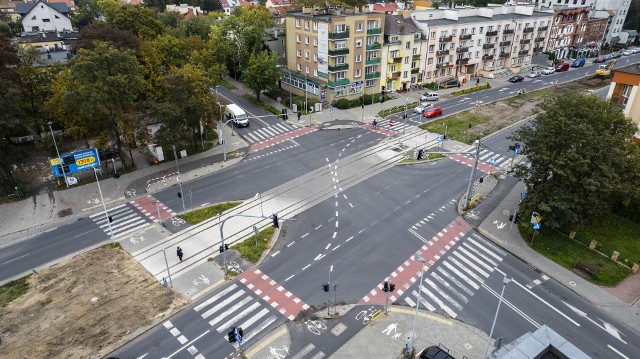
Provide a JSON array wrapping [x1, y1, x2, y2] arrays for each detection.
[[415, 11, 554, 26], [616, 63, 640, 76], [15, 0, 69, 15], [384, 15, 420, 35]]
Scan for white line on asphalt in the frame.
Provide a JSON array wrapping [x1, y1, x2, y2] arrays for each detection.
[[301, 233, 309, 238], [481, 283, 540, 328], [315, 225, 322, 230], [194, 284, 238, 312], [73, 229, 97, 238], [290, 344, 316, 359], [285, 274, 295, 281], [201, 290, 244, 319], [346, 236, 354, 242], [332, 245, 340, 251], [207, 296, 253, 328], [349, 203, 353, 208], [335, 211, 339, 217], [215, 301, 261, 332], [607, 345, 630, 359], [200, 202, 210, 207], [494, 267, 580, 327], [2, 253, 30, 265], [287, 241, 295, 247], [167, 330, 210, 358], [332, 232, 337, 238], [314, 254, 325, 261], [271, 251, 280, 257], [335, 221, 339, 227], [302, 264, 311, 271]]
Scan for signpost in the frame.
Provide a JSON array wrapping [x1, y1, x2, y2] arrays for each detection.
[[49, 148, 101, 180], [530, 212, 541, 244]]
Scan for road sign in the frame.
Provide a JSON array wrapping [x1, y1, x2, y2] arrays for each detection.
[[530, 211, 540, 224], [330, 108, 334, 113], [436, 135, 444, 142], [514, 148, 520, 154], [490, 157, 497, 164], [533, 223, 541, 230], [522, 192, 527, 199], [50, 148, 101, 178]]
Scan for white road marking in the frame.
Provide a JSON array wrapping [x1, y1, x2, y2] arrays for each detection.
[[271, 251, 280, 257], [607, 345, 630, 359], [194, 284, 238, 312], [285, 275, 295, 281], [302, 264, 311, 271], [2, 253, 30, 264]]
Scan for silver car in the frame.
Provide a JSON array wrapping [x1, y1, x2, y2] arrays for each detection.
[[528, 71, 541, 78], [414, 102, 433, 113], [542, 67, 555, 75]]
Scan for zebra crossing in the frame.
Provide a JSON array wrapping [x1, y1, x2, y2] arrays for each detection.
[[403, 233, 507, 318], [89, 203, 151, 239], [289, 343, 326, 359], [376, 118, 417, 133], [243, 122, 298, 144]]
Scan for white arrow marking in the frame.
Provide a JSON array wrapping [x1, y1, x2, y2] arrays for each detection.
[[563, 301, 626, 343]]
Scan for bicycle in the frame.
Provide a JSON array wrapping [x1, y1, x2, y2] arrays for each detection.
[[305, 319, 327, 335], [124, 189, 137, 197], [355, 306, 376, 325], [171, 217, 186, 227]]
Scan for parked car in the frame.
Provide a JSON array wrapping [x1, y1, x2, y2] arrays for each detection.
[[418, 346, 456, 359], [613, 52, 623, 58], [528, 71, 541, 78], [594, 56, 607, 63], [542, 66, 556, 75], [414, 102, 433, 113], [622, 50, 632, 56], [508, 75, 524, 83], [555, 62, 570, 72], [423, 106, 443, 118], [571, 57, 586, 67], [631, 48, 640, 54], [604, 54, 613, 61], [420, 92, 440, 102]]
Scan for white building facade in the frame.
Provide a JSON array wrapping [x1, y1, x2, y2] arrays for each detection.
[[16, 0, 72, 33]]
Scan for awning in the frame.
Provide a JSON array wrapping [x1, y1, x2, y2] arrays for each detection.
[[611, 36, 620, 42]]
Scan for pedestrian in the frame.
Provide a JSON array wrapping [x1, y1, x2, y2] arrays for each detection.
[[476, 78, 480, 86], [177, 246, 183, 262]]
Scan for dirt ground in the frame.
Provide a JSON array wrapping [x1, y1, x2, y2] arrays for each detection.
[[0, 245, 188, 359], [466, 76, 611, 137]]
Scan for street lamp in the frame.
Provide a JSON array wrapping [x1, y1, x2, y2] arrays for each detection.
[[255, 193, 264, 217], [409, 256, 426, 354], [172, 145, 186, 213], [482, 275, 513, 359], [92, 167, 113, 242], [48, 122, 68, 188]]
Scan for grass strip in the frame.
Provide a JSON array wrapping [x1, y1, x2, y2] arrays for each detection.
[[0, 276, 30, 307], [180, 201, 242, 224], [420, 112, 492, 144], [233, 227, 275, 263]]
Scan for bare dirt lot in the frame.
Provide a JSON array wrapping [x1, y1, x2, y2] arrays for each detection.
[[0, 244, 188, 359]]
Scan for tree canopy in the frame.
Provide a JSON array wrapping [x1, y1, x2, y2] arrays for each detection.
[[242, 51, 280, 102], [510, 93, 640, 230]]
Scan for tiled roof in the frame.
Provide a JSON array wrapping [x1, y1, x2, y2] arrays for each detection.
[[373, 2, 398, 13], [15, 0, 69, 15], [384, 15, 420, 35], [270, 0, 291, 5]]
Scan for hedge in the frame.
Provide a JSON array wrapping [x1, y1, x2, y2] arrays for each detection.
[[378, 101, 420, 117], [452, 83, 491, 96]]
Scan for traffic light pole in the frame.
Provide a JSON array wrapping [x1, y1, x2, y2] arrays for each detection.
[[464, 140, 482, 210], [93, 167, 114, 242], [172, 145, 186, 213], [328, 265, 333, 316], [219, 213, 276, 276], [385, 277, 390, 315]]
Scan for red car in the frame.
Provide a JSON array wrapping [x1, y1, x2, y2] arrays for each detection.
[[423, 106, 443, 118]]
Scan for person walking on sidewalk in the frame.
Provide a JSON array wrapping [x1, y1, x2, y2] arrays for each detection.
[[177, 247, 183, 262]]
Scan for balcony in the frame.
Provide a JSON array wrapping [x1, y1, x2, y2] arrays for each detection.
[[523, 27, 534, 33], [535, 37, 545, 42], [328, 78, 349, 87], [499, 40, 511, 46], [366, 27, 382, 35], [456, 58, 470, 65], [456, 46, 469, 53], [499, 52, 511, 58], [518, 49, 530, 55], [328, 48, 349, 56], [436, 49, 449, 56], [533, 47, 544, 53], [482, 54, 494, 60], [411, 68, 420, 74], [486, 30, 498, 36], [483, 43, 495, 49], [365, 58, 381, 65], [387, 71, 401, 79], [328, 63, 349, 72], [412, 54, 421, 61], [520, 39, 531, 44], [329, 26, 350, 40], [503, 29, 515, 34], [459, 34, 473, 40], [366, 43, 381, 50], [538, 25, 548, 31], [440, 35, 454, 42], [388, 56, 402, 63], [436, 62, 449, 68], [365, 71, 380, 80]]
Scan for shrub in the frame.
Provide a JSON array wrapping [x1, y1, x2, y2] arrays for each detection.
[[335, 98, 350, 109], [350, 99, 362, 108]]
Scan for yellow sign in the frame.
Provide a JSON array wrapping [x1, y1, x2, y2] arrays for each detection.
[[76, 156, 96, 166], [536, 216, 542, 223], [49, 157, 62, 166]]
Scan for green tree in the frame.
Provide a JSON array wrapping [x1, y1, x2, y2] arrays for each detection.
[[72, 22, 139, 53], [510, 93, 638, 230], [241, 51, 279, 102], [104, 4, 163, 39], [624, 0, 639, 36], [59, 42, 144, 169], [73, 0, 103, 28]]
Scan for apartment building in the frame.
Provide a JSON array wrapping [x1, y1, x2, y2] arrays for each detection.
[[412, 5, 554, 82], [283, 6, 385, 103], [381, 14, 428, 92], [546, 7, 608, 59], [607, 64, 640, 128]]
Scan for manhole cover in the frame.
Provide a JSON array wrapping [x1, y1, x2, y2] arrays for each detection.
[[331, 323, 347, 336], [569, 281, 576, 286], [58, 208, 73, 218]]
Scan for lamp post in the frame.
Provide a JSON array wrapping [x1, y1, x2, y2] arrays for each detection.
[[48, 122, 68, 188], [409, 256, 426, 354], [482, 275, 513, 359], [172, 145, 186, 213], [328, 265, 333, 316], [255, 193, 264, 217], [220, 118, 237, 162], [92, 167, 113, 242]]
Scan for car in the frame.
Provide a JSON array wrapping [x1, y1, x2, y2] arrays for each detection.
[[571, 57, 586, 67], [418, 346, 456, 359], [528, 71, 541, 78], [414, 102, 433, 113], [420, 92, 440, 101], [631, 48, 640, 54], [604, 54, 614, 61], [508, 75, 524, 83], [622, 50, 632, 56], [594, 56, 607, 63], [555, 62, 570, 71], [423, 106, 443, 118], [542, 66, 556, 75], [612, 52, 622, 59]]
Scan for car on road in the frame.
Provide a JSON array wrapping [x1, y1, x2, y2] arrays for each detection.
[[420, 91, 440, 102], [418, 346, 456, 359], [423, 106, 443, 118], [414, 102, 433, 113], [542, 66, 556, 75], [571, 57, 586, 67], [631, 48, 640, 54], [528, 71, 541, 78], [612, 52, 622, 59], [555, 62, 570, 72], [508, 75, 524, 83], [594, 56, 607, 63], [622, 50, 632, 56]]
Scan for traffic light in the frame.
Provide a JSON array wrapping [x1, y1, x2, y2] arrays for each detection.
[[389, 283, 396, 292], [237, 327, 243, 338], [323, 283, 329, 292], [417, 149, 423, 160], [177, 191, 182, 198], [514, 213, 521, 224], [383, 282, 389, 292], [508, 145, 516, 151], [227, 327, 236, 343], [515, 143, 521, 150], [108, 216, 114, 223], [272, 213, 279, 228], [381, 86, 385, 103], [219, 244, 229, 253]]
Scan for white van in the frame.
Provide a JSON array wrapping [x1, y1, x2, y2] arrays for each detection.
[[225, 104, 249, 127], [420, 92, 439, 102]]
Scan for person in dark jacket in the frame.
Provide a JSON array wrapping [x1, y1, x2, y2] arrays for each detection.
[[177, 247, 183, 262]]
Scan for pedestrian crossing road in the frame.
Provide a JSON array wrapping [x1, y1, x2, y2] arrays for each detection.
[[89, 203, 152, 239], [450, 148, 528, 173], [243, 122, 298, 144]]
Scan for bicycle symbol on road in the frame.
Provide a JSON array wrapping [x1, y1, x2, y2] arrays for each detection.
[[355, 306, 377, 325], [124, 188, 137, 197], [269, 345, 289, 359], [304, 319, 327, 335], [171, 216, 186, 227], [227, 261, 244, 274]]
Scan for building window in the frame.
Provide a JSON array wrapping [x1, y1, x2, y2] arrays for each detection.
[[43, 18, 51, 22], [296, 49, 301, 57], [313, 22, 318, 30], [429, 45, 435, 52], [390, 50, 399, 58], [428, 58, 433, 65], [336, 41, 346, 49], [337, 56, 345, 64], [336, 24, 347, 33], [336, 71, 346, 80], [411, 61, 417, 68], [314, 38, 318, 46], [357, 22, 363, 32], [297, 63, 301, 71], [305, 20, 309, 29], [367, 20, 379, 29], [305, 37, 309, 45], [406, 41, 410, 49], [314, 69, 318, 76], [479, 27, 484, 33], [296, 35, 301, 43], [306, 66, 309, 74], [356, 54, 362, 62], [365, 79, 376, 87], [366, 36, 378, 45], [475, 51, 479, 58], [430, 31, 436, 39], [413, 47, 418, 55], [356, 39, 362, 47], [404, 56, 409, 64], [314, 53, 318, 62], [296, 19, 301, 28], [389, 65, 396, 72], [305, 50, 310, 60], [403, 71, 408, 78], [355, 69, 361, 77], [391, 36, 399, 42]]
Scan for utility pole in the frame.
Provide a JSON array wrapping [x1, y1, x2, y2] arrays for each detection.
[[328, 265, 333, 315], [48, 122, 68, 188], [384, 277, 390, 314], [93, 167, 113, 242], [172, 145, 186, 213], [464, 140, 482, 210]]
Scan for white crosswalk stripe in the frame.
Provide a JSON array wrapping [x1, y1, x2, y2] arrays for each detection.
[[376, 118, 417, 132], [289, 343, 326, 359], [192, 283, 283, 346], [403, 235, 506, 319], [89, 204, 150, 238], [243, 123, 297, 144]]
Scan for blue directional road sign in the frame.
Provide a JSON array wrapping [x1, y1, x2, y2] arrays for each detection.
[[234, 330, 243, 344], [436, 135, 444, 142], [490, 157, 497, 164], [330, 108, 334, 113], [515, 148, 520, 155], [533, 223, 541, 230], [522, 192, 527, 199]]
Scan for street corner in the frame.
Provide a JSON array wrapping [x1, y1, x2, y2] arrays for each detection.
[[170, 260, 227, 299]]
